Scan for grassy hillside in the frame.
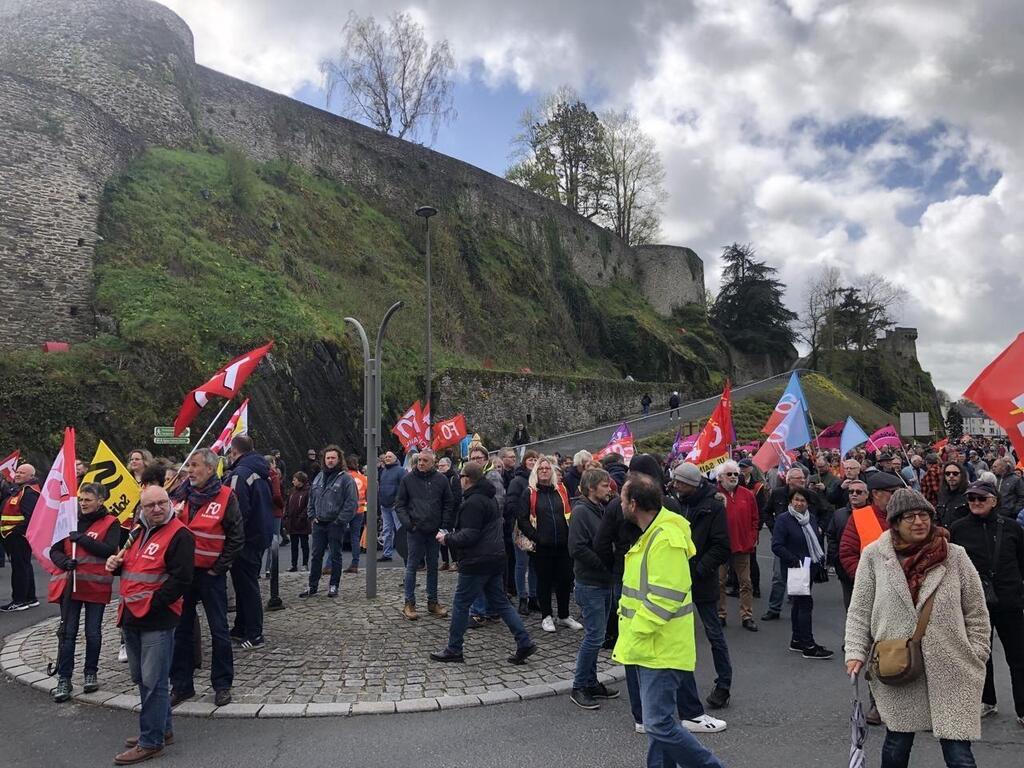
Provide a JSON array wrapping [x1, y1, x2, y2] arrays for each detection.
[[0, 144, 728, 459], [635, 372, 899, 456]]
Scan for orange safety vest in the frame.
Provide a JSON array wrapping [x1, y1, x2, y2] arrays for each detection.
[[1, 483, 39, 537], [47, 515, 119, 604], [117, 518, 186, 623], [529, 483, 572, 529], [851, 506, 884, 551], [349, 471, 368, 515], [177, 485, 233, 569]]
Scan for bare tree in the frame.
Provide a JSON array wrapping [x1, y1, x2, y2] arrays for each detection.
[[849, 272, 907, 350], [321, 11, 455, 144], [599, 110, 665, 245], [798, 266, 842, 367]]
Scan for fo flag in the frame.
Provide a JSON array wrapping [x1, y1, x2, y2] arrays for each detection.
[[173, 341, 273, 436], [0, 450, 19, 482], [964, 332, 1024, 460], [816, 422, 845, 451], [26, 428, 78, 575], [753, 401, 811, 473], [595, 423, 635, 464], [211, 399, 250, 455], [762, 373, 809, 435], [867, 424, 902, 451], [686, 381, 733, 474], [431, 414, 468, 452]]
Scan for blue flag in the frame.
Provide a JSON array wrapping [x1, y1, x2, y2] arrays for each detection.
[[763, 372, 811, 435], [780, 401, 811, 450], [840, 417, 870, 458]]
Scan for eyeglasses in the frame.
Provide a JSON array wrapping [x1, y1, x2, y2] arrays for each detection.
[[900, 511, 931, 522], [944, 471, 961, 477], [966, 494, 992, 503], [140, 500, 171, 512]]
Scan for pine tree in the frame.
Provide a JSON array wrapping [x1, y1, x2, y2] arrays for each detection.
[[944, 405, 964, 440], [710, 243, 797, 355]]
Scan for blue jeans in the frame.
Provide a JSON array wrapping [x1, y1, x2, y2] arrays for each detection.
[[626, 665, 703, 723], [881, 729, 975, 768], [470, 593, 501, 619], [309, 521, 344, 590], [637, 667, 725, 768], [514, 546, 537, 599], [695, 600, 733, 690], [404, 530, 439, 605], [573, 584, 611, 689], [124, 627, 174, 748], [56, 599, 105, 678], [445, 571, 532, 654], [171, 570, 233, 692], [349, 514, 364, 567], [230, 543, 263, 642], [768, 555, 786, 614], [380, 506, 400, 558]]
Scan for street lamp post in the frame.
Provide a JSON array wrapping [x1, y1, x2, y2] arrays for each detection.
[[345, 300, 404, 599], [415, 205, 437, 438]]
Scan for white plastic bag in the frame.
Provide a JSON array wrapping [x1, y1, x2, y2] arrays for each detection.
[[786, 557, 811, 596]]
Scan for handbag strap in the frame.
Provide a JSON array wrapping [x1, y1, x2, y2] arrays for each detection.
[[910, 592, 936, 642]]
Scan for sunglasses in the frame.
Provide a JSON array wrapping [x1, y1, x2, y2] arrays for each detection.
[[721, 472, 739, 477], [849, 489, 868, 494], [944, 471, 961, 476], [966, 494, 992, 503]]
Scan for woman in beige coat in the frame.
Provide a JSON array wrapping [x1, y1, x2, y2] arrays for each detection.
[[844, 488, 990, 768]]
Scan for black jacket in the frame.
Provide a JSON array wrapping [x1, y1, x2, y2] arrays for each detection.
[[595, 495, 683, 577], [50, 509, 121, 570], [442, 468, 463, 512], [826, 505, 855, 583], [675, 481, 731, 603], [563, 465, 583, 499], [517, 483, 570, 550], [225, 451, 274, 551], [0, 481, 39, 536], [505, 466, 531, 529], [569, 496, 612, 587], [995, 473, 1024, 519], [604, 461, 628, 489], [936, 487, 969, 528], [395, 468, 455, 535], [446, 480, 504, 575], [763, 484, 832, 531], [950, 512, 1024, 610], [116, 524, 195, 631]]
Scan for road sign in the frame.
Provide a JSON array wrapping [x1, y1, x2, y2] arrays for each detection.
[[153, 426, 189, 438], [899, 412, 932, 437], [153, 436, 190, 445]]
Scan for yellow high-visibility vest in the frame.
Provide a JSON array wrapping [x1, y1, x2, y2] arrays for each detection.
[[612, 507, 698, 670]]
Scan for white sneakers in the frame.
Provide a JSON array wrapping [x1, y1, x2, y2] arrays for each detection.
[[634, 722, 646, 734], [118, 644, 128, 663], [557, 616, 584, 630], [981, 703, 998, 718], [682, 714, 727, 733], [541, 616, 556, 632], [541, 616, 583, 631]]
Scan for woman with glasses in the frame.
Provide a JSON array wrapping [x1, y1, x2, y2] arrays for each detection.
[[845, 488, 990, 767], [937, 462, 970, 528]]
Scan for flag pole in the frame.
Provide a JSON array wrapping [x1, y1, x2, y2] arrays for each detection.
[[175, 399, 234, 475]]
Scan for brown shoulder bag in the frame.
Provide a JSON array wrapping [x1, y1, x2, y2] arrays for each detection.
[[867, 592, 936, 686]]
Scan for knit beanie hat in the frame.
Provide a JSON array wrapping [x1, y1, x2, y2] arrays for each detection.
[[885, 487, 936, 524]]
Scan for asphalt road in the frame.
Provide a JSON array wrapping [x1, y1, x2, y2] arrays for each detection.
[[2, 545, 1021, 768]]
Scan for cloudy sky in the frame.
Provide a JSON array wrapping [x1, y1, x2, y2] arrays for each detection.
[[159, 0, 1023, 397]]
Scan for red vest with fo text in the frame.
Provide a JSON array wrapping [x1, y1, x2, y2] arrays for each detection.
[[177, 485, 233, 569], [47, 514, 119, 605], [117, 517, 186, 623], [1, 483, 40, 537]]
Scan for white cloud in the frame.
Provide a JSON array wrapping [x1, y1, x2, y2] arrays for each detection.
[[156, 0, 1024, 396]]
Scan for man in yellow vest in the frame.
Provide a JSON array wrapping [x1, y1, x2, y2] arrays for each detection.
[[1, 463, 40, 612], [612, 474, 725, 768]]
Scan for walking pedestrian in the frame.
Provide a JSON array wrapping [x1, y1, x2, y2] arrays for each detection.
[[301, 446, 357, 599], [668, 391, 681, 420]]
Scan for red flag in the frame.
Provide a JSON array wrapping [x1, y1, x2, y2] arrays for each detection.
[[0, 450, 19, 482], [965, 332, 1024, 460], [391, 401, 426, 451], [26, 428, 78, 575], [211, 399, 250, 455], [431, 414, 468, 452], [686, 381, 733, 473], [594, 423, 636, 464], [815, 421, 845, 451], [173, 342, 273, 436], [931, 437, 949, 451]]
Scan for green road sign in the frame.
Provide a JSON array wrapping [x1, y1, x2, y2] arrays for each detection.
[[153, 426, 189, 438]]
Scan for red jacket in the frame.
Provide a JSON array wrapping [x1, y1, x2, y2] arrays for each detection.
[[269, 468, 285, 519], [838, 504, 889, 579], [718, 483, 759, 553]]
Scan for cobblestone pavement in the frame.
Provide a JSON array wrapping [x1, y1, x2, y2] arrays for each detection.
[[1, 566, 623, 717]]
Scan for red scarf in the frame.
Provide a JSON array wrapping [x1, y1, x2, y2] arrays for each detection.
[[892, 526, 949, 603]]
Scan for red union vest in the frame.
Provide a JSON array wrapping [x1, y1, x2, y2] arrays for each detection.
[[47, 514, 119, 605], [117, 517, 186, 623], [177, 485, 233, 569], [529, 483, 572, 529], [1, 483, 40, 537], [349, 471, 368, 515]]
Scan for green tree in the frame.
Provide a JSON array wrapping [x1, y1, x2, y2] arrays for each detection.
[[945, 404, 964, 440], [709, 243, 797, 355]]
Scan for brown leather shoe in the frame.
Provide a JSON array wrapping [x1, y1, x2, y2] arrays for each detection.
[[114, 745, 163, 764], [428, 601, 448, 618], [124, 733, 173, 748], [343, 565, 359, 574], [402, 602, 419, 621]]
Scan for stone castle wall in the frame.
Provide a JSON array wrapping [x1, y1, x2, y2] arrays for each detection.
[[0, 0, 705, 350]]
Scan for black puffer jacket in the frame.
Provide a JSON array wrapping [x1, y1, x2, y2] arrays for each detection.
[[951, 511, 1024, 609], [505, 465, 531, 531], [675, 480, 731, 603], [516, 483, 570, 550], [446, 480, 504, 575], [936, 468, 969, 528], [395, 468, 456, 535]]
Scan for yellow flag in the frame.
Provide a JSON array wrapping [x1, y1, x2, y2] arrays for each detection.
[[82, 440, 141, 526]]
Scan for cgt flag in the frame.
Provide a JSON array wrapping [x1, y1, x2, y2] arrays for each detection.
[[686, 381, 734, 474], [25, 428, 78, 575], [762, 372, 809, 435], [211, 398, 250, 455], [431, 414, 468, 452], [753, 401, 811, 473], [595, 423, 635, 464], [0, 449, 19, 482], [964, 332, 1024, 461], [173, 341, 273, 436], [391, 401, 428, 451], [82, 440, 141, 527]]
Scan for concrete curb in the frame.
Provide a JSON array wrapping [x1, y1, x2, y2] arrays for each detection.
[[2, 617, 626, 719]]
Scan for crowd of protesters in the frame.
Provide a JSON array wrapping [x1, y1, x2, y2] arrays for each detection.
[[2, 426, 1022, 766]]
